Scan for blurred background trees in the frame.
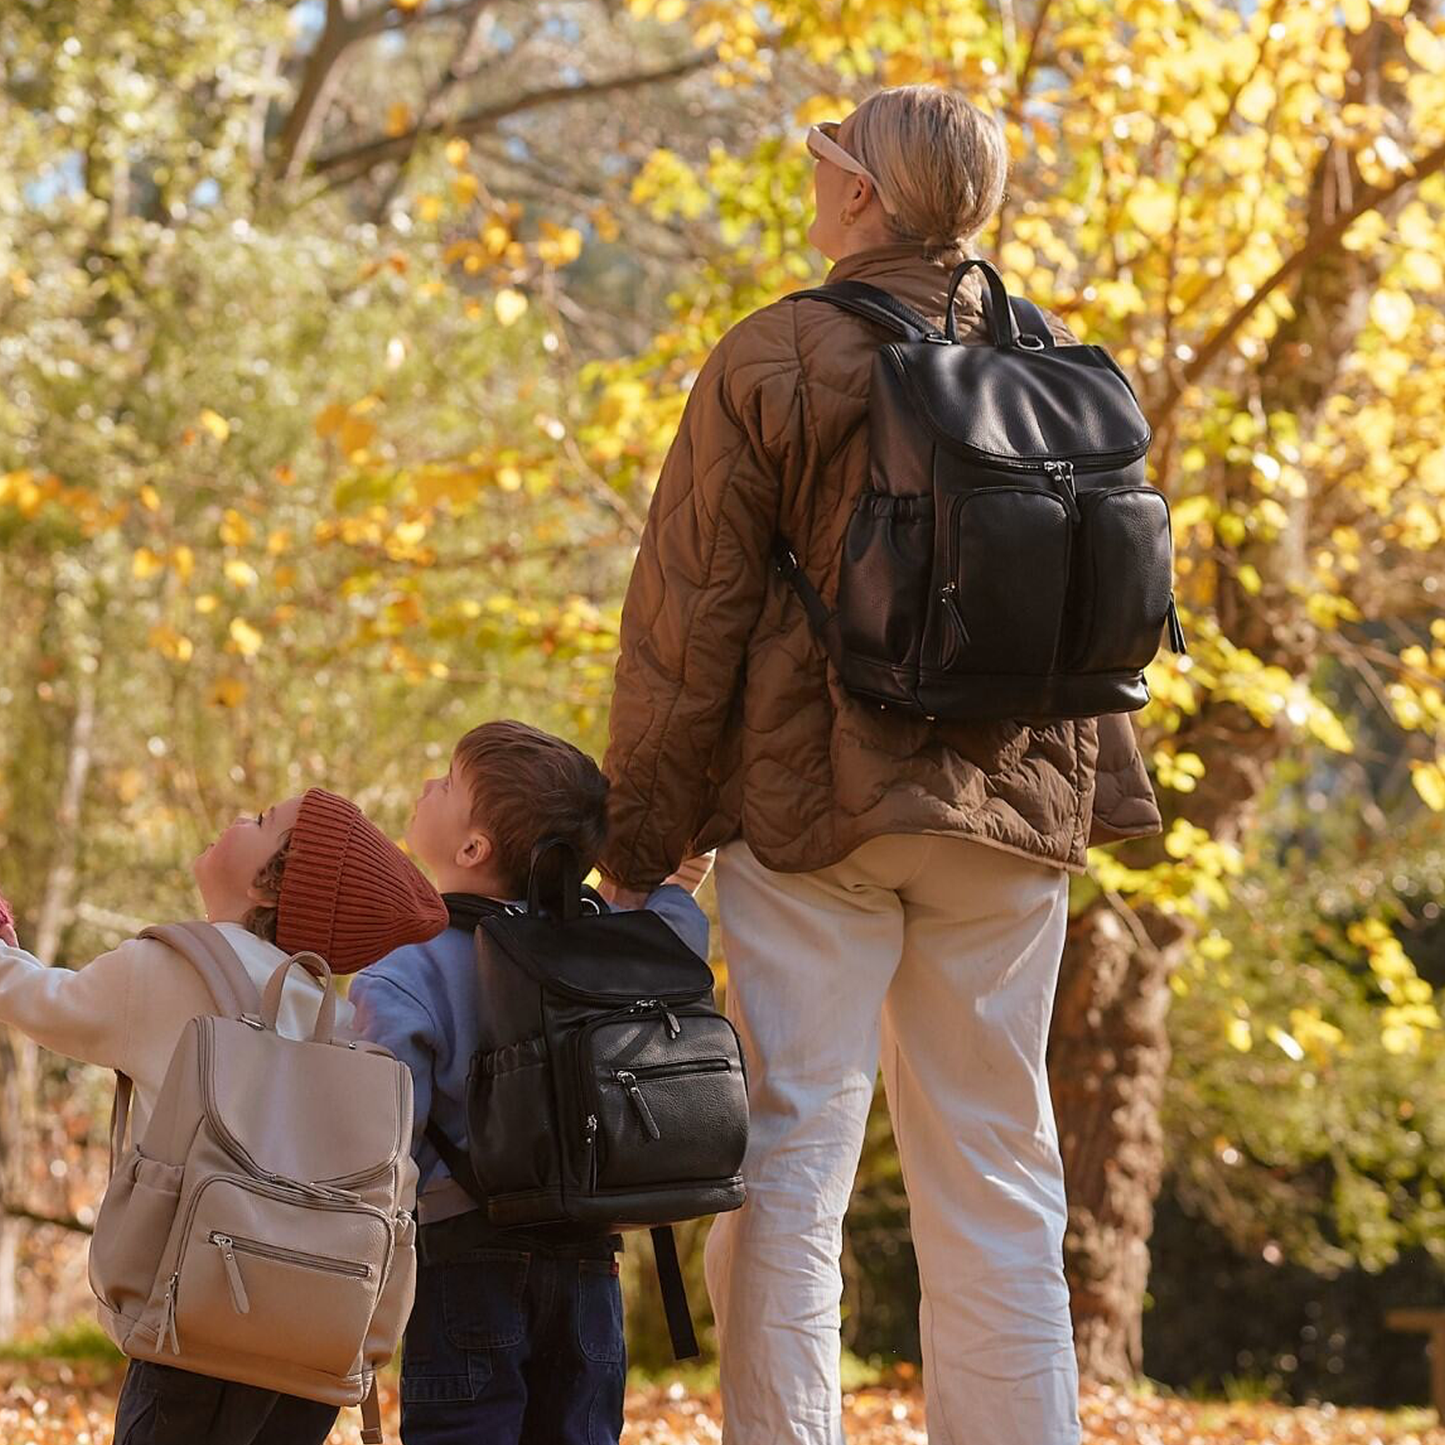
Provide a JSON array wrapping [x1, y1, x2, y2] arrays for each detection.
[[2, 0, 1444, 1400]]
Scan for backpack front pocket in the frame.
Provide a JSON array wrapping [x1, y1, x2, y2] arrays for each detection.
[[1064, 487, 1174, 672], [166, 1175, 389, 1380], [931, 487, 1071, 676], [578, 1014, 748, 1193]]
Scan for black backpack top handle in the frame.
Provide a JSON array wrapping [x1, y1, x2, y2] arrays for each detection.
[[526, 837, 583, 920]]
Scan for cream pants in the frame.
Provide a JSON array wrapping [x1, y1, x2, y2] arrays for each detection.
[[704, 834, 1079, 1445]]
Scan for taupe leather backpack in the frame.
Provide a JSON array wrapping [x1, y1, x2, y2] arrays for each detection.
[[87, 922, 417, 1444]]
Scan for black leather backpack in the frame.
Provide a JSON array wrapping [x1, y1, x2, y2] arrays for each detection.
[[424, 841, 747, 1357], [778, 257, 1185, 722]]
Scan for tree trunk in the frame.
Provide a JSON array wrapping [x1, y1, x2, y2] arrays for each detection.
[[0, 674, 96, 1339], [1049, 8, 1429, 1383]]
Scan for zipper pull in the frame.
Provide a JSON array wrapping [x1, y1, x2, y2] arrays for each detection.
[[161, 1273, 181, 1353], [939, 582, 971, 646], [1166, 593, 1187, 654], [616, 1072, 662, 1140], [662, 1005, 681, 1039], [1044, 460, 1080, 523], [583, 1113, 599, 1191], [212, 1235, 251, 1315]]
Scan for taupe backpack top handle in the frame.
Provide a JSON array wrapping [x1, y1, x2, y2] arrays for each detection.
[[260, 949, 337, 1042], [108, 922, 272, 1172]]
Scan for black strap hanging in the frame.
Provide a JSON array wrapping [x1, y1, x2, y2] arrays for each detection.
[[650, 1225, 700, 1360]]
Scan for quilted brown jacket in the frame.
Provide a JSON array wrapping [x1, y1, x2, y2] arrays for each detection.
[[601, 242, 1161, 889]]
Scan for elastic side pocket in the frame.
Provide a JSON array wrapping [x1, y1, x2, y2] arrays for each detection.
[[363, 1213, 417, 1372], [468, 1036, 555, 1198], [836, 491, 935, 669], [88, 1152, 185, 1318]]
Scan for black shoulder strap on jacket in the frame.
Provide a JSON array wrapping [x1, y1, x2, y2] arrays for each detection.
[[787, 281, 943, 342], [651, 1225, 700, 1359], [792, 279, 1055, 351], [773, 538, 844, 669], [423, 1121, 488, 1208], [442, 893, 519, 933]]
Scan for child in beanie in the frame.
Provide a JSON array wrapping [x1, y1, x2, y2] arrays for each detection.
[[350, 721, 711, 1445], [0, 787, 446, 1445]]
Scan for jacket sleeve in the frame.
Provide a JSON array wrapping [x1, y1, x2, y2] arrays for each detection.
[[602, 307, 806, 888], [640, 883, 710, 962], [0, 938, 143, 1073], [348, 970, 438, 1157]]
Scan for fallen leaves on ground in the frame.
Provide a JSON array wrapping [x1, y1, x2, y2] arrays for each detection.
[[1, 1363, 1443, 1443]]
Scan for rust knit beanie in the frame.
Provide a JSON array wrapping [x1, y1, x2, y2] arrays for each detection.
[[276, 788, 448, 974]]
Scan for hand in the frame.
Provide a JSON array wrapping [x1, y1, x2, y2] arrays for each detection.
[[597, 878, 652, 911], [0, 922, 17, 949], [665, 852, 716, 896]]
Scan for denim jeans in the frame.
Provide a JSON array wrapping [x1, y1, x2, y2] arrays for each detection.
[[113, 1360, 337, 1445], [401, 1237, 625, 1445]]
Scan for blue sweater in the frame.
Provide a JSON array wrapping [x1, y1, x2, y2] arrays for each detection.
[[350, 885, 708, 1224]]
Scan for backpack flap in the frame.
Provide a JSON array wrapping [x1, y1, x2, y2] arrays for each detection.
[[481, 909, 715, 1005], [203, 1014, 411, 1187], [888, 339, 1150, 463]]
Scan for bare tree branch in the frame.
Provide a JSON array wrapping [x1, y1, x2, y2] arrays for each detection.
[[274, 0, 492, 182], [0, 1198, 92, 1236], [313, 47, 718, 183]]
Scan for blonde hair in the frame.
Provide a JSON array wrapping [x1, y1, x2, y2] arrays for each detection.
[[849, 86, 1009, 263]]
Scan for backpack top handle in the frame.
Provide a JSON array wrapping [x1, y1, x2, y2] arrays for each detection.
[[945, 257, 1025, 348], [527, 837, 584, 921]]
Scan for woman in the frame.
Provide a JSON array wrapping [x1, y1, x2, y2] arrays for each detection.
[[599, 86, 1160, 1445]]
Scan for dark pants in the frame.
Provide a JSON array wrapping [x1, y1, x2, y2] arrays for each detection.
[[401, 1233, 625, 1445], [113, 1360, 338, 1445]]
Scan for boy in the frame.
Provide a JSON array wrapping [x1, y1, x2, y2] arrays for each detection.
[[349, 720, 710, 1445], [0, 787, 447, 1445]]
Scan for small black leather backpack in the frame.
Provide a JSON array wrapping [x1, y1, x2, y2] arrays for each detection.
[[424, 840, 747, 1357], [778, 256, 1185, 722]]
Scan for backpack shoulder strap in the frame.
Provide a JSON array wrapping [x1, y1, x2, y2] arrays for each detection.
[[108, 923, 266, 1173], [423, 1120, 488, 1208], [787, 281, 944, 343], [139, 921, 265, 1021], [651, 1225, 700, 1359]]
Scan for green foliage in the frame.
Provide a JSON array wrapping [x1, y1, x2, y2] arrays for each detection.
[[1166, 819, 1445, 1275]]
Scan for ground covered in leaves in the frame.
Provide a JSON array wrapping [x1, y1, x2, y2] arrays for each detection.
[[2, 1362, 1444, 1443]]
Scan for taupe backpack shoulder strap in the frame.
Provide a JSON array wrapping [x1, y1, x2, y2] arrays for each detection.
[[109, 924, 265, 1175], [139, 921, 265, 1021]]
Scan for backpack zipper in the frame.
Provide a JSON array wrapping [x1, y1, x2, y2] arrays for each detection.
[[613, 1057, 734, 1142], [615, 1072, 663, 1140], [208, 1225, 369, 1283], [584, 1114, 599, 1192], [160, 1273, 181, 1353], [1167, 594, 1187, 653], [1042, 460, 1081, 523], [161, 1172, 392, 1355], [625, 1057, 733, 1081], [211, 1235, 251, 1314], [938, 582, 971, 647]]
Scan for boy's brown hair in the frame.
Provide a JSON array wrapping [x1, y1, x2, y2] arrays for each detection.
[[454, 720, 610, 898]]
